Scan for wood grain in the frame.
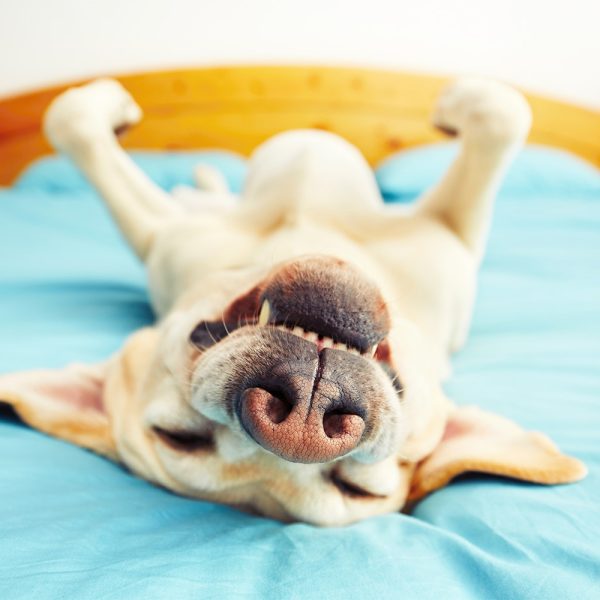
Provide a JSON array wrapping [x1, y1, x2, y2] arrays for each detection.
[[1, 66, 598, 184]]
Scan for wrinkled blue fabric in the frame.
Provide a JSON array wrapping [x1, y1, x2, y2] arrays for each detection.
[[1, 146, 598, 599]]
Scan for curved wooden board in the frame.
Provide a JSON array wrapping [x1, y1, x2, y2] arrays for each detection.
[[0, 66, 598, 184]]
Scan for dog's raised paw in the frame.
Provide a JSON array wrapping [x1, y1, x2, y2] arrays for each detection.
[[43, 78, 142, 153], [432, 78, 532, 145]]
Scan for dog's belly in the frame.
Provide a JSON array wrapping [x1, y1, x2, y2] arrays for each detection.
[[240, 130, 384, 232], [147, 129, 477, 353]]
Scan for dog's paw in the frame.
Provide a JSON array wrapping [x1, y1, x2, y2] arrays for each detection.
[[43, 78, 142, 153], [433, 78, 531, 145]]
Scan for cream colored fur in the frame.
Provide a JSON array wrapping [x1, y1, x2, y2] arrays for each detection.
[[0, 78, 586, 526]]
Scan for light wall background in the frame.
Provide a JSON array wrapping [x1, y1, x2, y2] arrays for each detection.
[[1, 0, 599, 109]]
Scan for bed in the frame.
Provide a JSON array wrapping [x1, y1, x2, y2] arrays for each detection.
[[1, 67, 599, 599]]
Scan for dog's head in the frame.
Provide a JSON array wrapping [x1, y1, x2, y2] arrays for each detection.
[[1, 255, 586, 525]]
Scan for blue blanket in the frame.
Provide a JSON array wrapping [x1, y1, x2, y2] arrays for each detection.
[[1, 146, 599, 599]]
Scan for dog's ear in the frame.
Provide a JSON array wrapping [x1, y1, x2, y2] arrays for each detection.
[[409, 406, 587, 501], [0, 361, 116, 458]]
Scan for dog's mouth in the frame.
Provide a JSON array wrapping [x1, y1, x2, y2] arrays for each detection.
[[257, 300, 378, 358], [190, 311, 385, 361], [190, 255, 392, 362]]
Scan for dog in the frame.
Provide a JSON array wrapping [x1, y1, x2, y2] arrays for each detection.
[[0, 77, 586, 526]]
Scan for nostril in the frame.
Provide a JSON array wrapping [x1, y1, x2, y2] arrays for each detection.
[[323, 410, 365, 439], [263, 389, 293, 424], [239, 386, 293, 431]]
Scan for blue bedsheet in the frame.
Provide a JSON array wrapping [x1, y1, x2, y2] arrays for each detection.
[[1, 146, 599, 599]]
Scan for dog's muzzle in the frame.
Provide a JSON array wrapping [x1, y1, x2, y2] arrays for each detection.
[[227, 256, 392, 463]]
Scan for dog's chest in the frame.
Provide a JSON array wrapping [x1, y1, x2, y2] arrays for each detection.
[[147, 217, 386, 315]]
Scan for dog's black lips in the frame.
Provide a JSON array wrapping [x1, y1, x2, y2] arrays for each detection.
[[190, 320, 240, 349], [260, 284, 389, 354]]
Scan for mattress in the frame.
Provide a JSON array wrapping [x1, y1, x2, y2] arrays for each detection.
[[1, 145, 598, 599]]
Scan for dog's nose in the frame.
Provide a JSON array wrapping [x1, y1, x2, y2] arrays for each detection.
[[237, 346, 372, 463], [239, 385, 365, 463]]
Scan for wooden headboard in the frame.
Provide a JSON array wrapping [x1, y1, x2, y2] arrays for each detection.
[[1, 65, 599, 184]]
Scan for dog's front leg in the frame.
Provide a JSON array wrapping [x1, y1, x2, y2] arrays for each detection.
[[416, 78, 532, 262], [44, 79, 181, 260]]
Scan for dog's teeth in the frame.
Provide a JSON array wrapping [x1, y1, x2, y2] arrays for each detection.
[[258, 300, 270, 326], [348, 348, 360, 355], [370, 345, 378, 357], [335, 342, 348, 352], [304, 330, 318, 342], [292, 326, 304, 338], [322, 336, 334, 349]]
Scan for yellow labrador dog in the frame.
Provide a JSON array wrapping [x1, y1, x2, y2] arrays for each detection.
[[0, 78, 586, 526]]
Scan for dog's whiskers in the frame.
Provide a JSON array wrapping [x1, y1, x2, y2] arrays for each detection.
[[204, 327, 220, 346], [220, 313, 231, 336]]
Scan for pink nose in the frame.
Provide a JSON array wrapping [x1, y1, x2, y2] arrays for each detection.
[[240, 387, 365, 463]]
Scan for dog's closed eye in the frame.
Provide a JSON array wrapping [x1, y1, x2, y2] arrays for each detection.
[[152, 426, 214, 452], [329, 470, 387, 500]]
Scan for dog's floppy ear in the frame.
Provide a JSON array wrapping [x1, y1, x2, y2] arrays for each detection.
[[409, 406, 587, 501], [0, 361, 116, 459]]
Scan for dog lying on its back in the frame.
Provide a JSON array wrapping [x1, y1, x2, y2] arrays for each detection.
[[0, 78, 586, 525]]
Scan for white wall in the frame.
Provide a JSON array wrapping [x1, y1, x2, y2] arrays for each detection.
[[1, 0, 599, 108]]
